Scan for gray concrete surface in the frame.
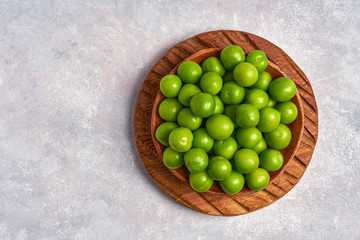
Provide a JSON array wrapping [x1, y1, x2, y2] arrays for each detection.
[[0, 0, 359, 239]]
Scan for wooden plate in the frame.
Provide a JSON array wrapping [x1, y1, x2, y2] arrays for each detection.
[[134, 30, 318, 216]]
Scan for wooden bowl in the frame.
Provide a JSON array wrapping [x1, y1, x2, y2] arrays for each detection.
[[135, 30, 318, 215], [151, 48, 304, 196]]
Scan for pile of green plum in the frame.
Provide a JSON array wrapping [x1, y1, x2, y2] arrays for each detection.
[[156, 45, 298, 194]]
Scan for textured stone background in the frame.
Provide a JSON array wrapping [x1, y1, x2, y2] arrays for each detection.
[[0, 0, 359, 239]]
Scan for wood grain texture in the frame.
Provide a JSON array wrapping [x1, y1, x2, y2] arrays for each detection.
[[134, 30, 318, 216]]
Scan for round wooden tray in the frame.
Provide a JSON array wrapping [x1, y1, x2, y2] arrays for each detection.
[[134, 30, 318, 216]]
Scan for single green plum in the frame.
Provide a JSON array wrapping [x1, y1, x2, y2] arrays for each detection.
[[177, 61, 202, 84]]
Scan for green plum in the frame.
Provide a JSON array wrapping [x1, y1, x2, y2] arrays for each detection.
[[224, 104, 239, 127], [246, 50, 268, 72], [233, 62, 258, 87], [267, 97, 277, 108], [275, 101, 298, 124], [257, 107, 281, 133], [245, 88, 269, 110], [177, 108, 202, 131], [235, 103, 260, 128], [260, 149, 284, 172], [189, 171, 214, 192], [158, 98, 183, 122], [207, 156, 232, 181], [219, 81, 245, 104], [206, 114, 234, 140], [168, 127, 193, 152], [219, 170, 245, 194], [155, 122, 178, 146], [201, 56, 226, 76], [192, 128, 214, 152], [190, 92, 215, 118], [236, 127, 262, 148], [223, 71, 235, 83], [250, 71, 272, 91], [252, 137, 267, 155], [269, 77, 297, 102], [178, 84, 201, 106], [220, 45, 245, 71], [160, 74, 182, 97], [234, 148, 259, 174], [200, 72, 223, 95], [184, 148, 209, 173], [245, 168, 270, 191], [213, 95, 224, 114], [213, 137, 238, 160], [264, 124, 292, 150], [163, 147, 184, 169], [177, 61, 202, 84]]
